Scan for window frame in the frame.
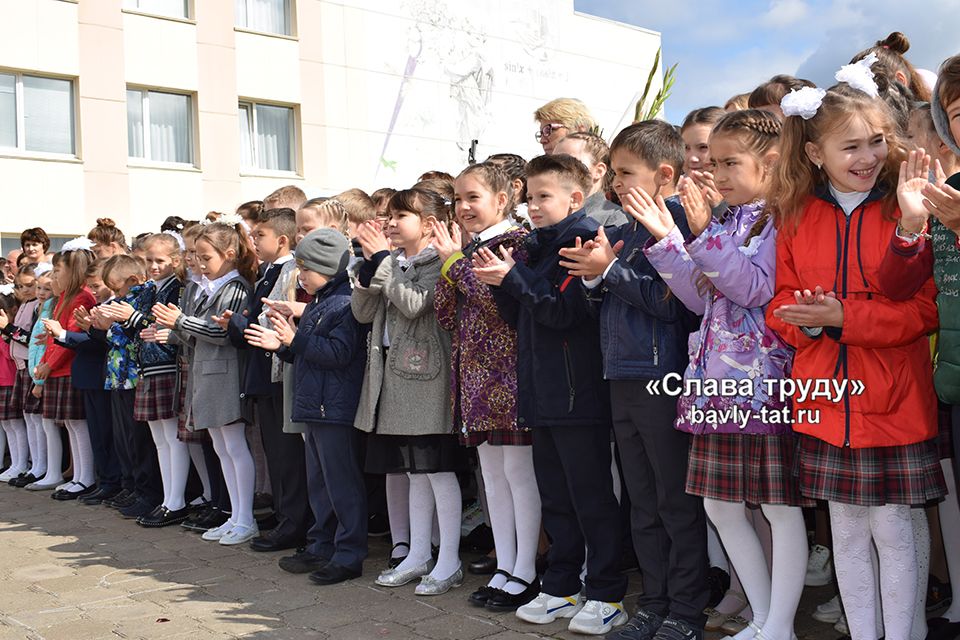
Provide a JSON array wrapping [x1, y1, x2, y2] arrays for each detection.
[[0, 70, 78, 160], [126, 86, 197, 168], [238, 99, 298, 176], [234, 0, 296, 37], [121, 0, 192, 21]]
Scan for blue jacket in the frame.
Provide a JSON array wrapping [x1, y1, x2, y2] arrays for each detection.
[[588, 195, 699, 380], [126, 276, 181, 378], [55, 327, 108, 391], [228, 260, 287, 396], [491, 210, 610, 428], [277, 273, 367, 426]]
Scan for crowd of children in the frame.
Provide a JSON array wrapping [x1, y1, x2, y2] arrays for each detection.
[[2, 32, 960, 640]]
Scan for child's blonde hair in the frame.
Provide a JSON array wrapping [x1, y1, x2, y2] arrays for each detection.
[[102, 254, 147, 289], [768, 83, 906, 230], [141, 233, 185, 280]]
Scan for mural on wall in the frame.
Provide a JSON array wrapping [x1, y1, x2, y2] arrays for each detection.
[[375, 0, 558, 178]]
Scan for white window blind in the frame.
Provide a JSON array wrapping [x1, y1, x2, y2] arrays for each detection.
[[238, 101, 294, 172], [127, 88, 193, 164]]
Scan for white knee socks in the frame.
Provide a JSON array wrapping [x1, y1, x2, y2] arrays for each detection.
[[64, 419, 94, 491], [830, 501, 917, 640], [148, 418, 189, 510], [938, 461, 960, 622], [704, 498, 770, 639], [187, 442, 212, 502], [39, 418, 63, 484], [209, 423, 255, 527], [386, 472, 411, 559], [25, 413, 46, 477], [758, 503, 807, 640]]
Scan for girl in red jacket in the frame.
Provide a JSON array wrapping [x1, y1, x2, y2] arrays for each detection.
[[766, 80, 945, 640], [35, 242, 97, 499]]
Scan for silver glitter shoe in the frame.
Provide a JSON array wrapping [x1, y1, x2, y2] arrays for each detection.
[[414, 565, 464, 596], [375, 558, 435, 587]]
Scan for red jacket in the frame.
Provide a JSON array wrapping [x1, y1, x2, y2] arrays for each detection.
[[766, 191, 938, 448], [42, 288, 96, 379]]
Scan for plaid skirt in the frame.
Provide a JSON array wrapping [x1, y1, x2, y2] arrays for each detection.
[[795, 434, 947, 507], [0, 384, 16, 420], [134, 372, 178, 422], [460, 427, 532, 447], [938, 402, 953, 460], [175, 363, 206, 444], [12, 367, 41, 415], [42, 375, 85, 421], [686, 433, 813, 507]]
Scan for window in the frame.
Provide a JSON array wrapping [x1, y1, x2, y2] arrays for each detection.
[[235, 0, 291, 35], [126, 88, 194, 164], [239, 101, 295, 172], [0, 72, 75, 155], [123, 0, 189, 19]]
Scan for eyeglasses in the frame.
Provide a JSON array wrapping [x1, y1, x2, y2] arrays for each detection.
[[535, 123, 567, 142]]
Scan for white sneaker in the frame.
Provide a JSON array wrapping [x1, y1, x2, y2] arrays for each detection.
[[805, 544, 833, 587], [812, 595, 842, 624], [567, 600, 627, 635], [201, 520, 235, 541], [219, 523, 258, 546], [833, 613, 849, 635], [516, 591, 583, 624]]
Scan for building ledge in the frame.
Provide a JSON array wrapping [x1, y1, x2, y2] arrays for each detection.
[[128, 160, 201, 173], [122, 8, 196, 26], [0, 152, 82, 164], [234, 27, 298, 42]]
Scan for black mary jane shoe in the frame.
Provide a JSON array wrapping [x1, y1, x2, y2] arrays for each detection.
[[10, 472, 38, 488], [387, 542, 410, 569], [468, 554, 497, 575], [485, 575, 541, 612], [137, 506, 191, 528], [53, 482, 95, 501], [468, 569, 511, 607]]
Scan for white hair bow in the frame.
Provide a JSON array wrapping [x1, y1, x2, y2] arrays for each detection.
[[835, 52, 880, 98], [780, 87, 827, 120], [60, 236, 95, 253]]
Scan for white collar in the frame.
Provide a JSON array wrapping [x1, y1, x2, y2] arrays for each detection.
[[201, 269, 239, 296], [476, 219, 515, 242], [829, 183, 870, 216], [272, 254, 294, 266]]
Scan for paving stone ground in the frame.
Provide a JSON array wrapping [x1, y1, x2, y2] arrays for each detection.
[[0, 485, 849, 639]]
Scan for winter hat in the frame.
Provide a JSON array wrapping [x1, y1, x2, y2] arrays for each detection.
[[295, 228, 350, 276], [932, 76, 960, 156]]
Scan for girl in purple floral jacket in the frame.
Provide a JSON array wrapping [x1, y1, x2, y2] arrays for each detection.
[[643, 110, 807, 640], [433, 162, 541, 612]]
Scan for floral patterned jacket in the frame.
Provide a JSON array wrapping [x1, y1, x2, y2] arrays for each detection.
[[435, 226, 528, 436], [643, 202, 794, 435]]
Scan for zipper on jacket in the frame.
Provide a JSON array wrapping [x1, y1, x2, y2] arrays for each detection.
[[320, 404, 325, 418], [562, 340, 576, 412], [651, 318, 659, 366], [839, 210, 852, 447]]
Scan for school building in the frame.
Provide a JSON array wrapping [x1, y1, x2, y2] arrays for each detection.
[[0, 0, 662, 253]]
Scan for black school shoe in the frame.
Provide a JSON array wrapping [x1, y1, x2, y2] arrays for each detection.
[[606, 609, 665, 640], [79, 486, 122, 506], [485, 575, 540, 612], [468, 569, 511, 607], [52, 482, 97, 501], [103, 489, 135, 509], [9, 472, 38, 487], [308, 562, 361, 585], [651, 617, 703, 640], [278, 549, 329, 574], [137, 506, 191, 528], [120, 498, 157, 519], [183, 506, 230, 532]]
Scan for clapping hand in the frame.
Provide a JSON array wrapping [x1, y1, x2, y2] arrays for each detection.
[[471, 246, 516, 286], [622, 187, 677, 241]]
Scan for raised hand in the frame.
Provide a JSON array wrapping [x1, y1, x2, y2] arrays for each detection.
[[268, 313, 296, 346], [41, 318, 64, 337], [678, 175, 712, 237], [98, 300, 135, 322], [471, 245, 516, 286], [431, 219, 462, 263], [690, 169, 723, 208], [622, 187, 677, 241], [558, 227, 623, 278], [774, 286, 842, 328], [73, 305, 92, 331], [356, 220, 390, 259], [152, 302, 182, 329], [922, 159, 960, 234], [140, 325, 158, 343], [897, 148, 932, 234], [211, 309, 234, 330], [243, 323, 282, 351], [90, 306, 113, 330], [262, 298, 306, 320]]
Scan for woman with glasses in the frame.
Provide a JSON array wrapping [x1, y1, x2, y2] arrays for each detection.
[[532, 98, 597, 154]]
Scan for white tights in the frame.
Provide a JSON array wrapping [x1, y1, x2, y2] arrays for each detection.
[[187, 441, 212, 502], [1, 418, 29, 473], [147, 418, 190, 511], [63, 419, 94, 490], [477, 443, 541, 594], [25, 412, 46, 477], [39, 418, 63, 484], [703, 499, 806, 640], [208, 423, 255, 527], [391, 472, 461, 580], [829, 502, 916, 640]]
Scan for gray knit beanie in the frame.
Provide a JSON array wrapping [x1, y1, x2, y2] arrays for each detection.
[[295, 228, 350, 276], [932, 77, 960, 156]]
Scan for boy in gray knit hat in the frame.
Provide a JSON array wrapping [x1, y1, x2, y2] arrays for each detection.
[[244, 227, 369, 586]]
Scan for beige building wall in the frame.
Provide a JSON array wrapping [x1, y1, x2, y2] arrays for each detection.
[[0, 0, 661, 250]]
